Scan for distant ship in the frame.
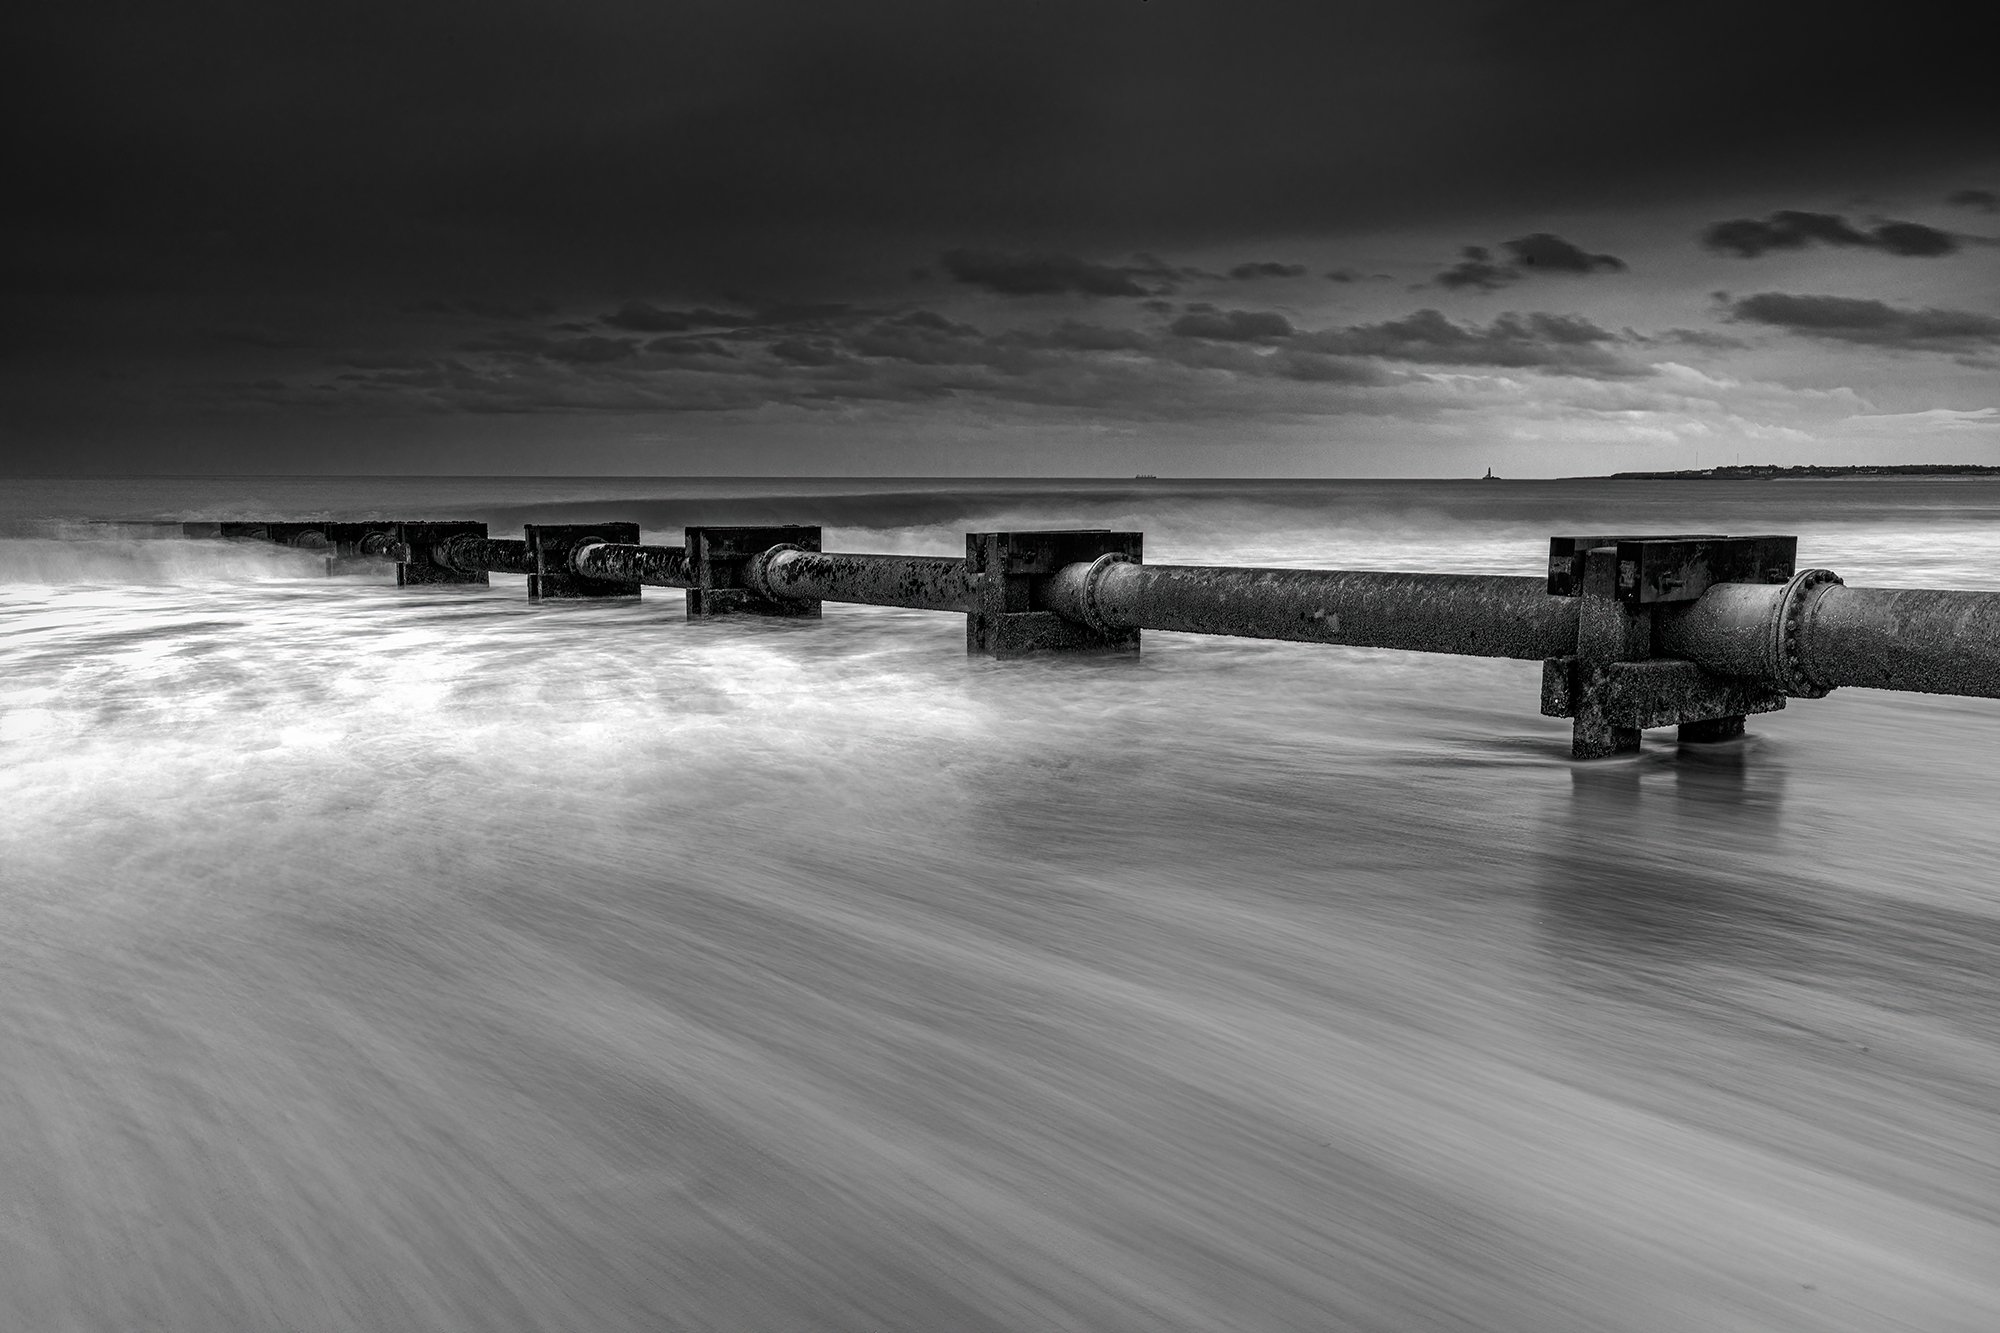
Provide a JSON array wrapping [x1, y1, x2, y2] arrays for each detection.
[[1134, 473, 1157, 479], [1482, 467, 1500, 480]]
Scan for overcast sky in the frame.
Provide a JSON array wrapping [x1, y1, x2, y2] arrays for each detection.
[[5, 0, 1997, 477]]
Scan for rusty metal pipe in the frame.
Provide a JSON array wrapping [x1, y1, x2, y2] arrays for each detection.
[[569, 542, 693, 587], [1043, 559, 1579, 660], [746, 548, 974, 612], [434, 535, 534, 576], [1657, 574, 2000, 699], [358, 532, 409, 562]]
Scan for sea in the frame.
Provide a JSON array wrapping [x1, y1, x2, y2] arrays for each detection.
[[3, 474, 1998, 1332]]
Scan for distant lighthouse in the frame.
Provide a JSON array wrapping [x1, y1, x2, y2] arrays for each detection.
[[1482, 466, 1499, 480]]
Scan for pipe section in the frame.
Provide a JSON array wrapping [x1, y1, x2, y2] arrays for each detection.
[[434, 535, 534, 575], [1658, 573, 2000, 699], [1043, 560, 1579, 660], [570, 542, 693, 588], [746, 547, 974, 612]]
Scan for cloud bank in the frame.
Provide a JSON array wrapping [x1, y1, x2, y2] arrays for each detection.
[[1702, 212, 1958, 258]]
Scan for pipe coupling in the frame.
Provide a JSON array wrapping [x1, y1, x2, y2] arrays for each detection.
[[1774, 567, 1843, 698], [1065, 552, 1134, 635], [743, 544, 804, 600], [431, 533, 483, 572], [568, 540, 610, 576], [358, 532, 407, 560]]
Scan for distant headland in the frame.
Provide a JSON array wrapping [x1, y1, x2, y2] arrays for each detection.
[[1608, 464, 2000, 480]]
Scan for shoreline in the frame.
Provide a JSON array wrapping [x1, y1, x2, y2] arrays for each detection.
[[1606, 464, 2000, 480]]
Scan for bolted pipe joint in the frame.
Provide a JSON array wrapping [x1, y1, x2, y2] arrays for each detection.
[[685, 525, 822, 618], [358, 531, 409, 561], [1658, 571, 2000, 701], [741, 544, 808, 601], [1655, 571, 1841, 697], [395, 521, 490, 586], [1772, 568, 1845, 698], [1043, 552, 1135, 635], [431, 533, 483, 572], [523, 523, 641, 599]]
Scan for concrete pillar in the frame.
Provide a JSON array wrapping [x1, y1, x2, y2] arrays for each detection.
[[395, 521, 489, 586], [685, 526, 822, 617], [524, 523, 642, 600], [965, 530, 1143, 656], [1569, 545, 1649, 759]]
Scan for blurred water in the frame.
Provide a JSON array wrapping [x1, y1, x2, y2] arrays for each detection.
[[3, 477, 1999, 1331]]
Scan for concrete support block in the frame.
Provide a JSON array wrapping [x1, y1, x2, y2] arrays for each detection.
[[1569, 545, 1649, 759], [525, 522, 642, 600], [1544, 539, 1791, 757], [396, 521, 489, 586], [965, 530, 1143, 657], [264, 522, 331, 550], [686, 525, 822, 618], [323, 522, 407, 573], [324, 522, 404, 559]]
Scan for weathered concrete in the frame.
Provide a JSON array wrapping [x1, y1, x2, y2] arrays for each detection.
[[967, 531, 1143, 656], [1546, 534, 1722, 596], [686, 526, 822, 618], [324, 524, 408, 561], [395, 522, 490, 586], [1607, 535, 1796, 608], [524, 523, 641, 600], [1567, 547, 1651, 759]]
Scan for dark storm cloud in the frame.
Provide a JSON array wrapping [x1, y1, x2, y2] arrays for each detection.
[[1035, 320, 1154, 352], [601, 302, 755, 332], [1436, 247, 1514, 291], [11, 0, 1996, 310], [1724, 292, 2000, 351], [768, 339, 845, 367], [1227, 262, 1308, 280], [1435, 234, 1625, 289], [1295, 309, 1637, 375], [311, 295, 1661, 423], [1503, 233, 1626, 274], [940, 251, 1151, 298], [1645, 328, 1750, 351], [542, 336, 640, 364], [1701, 211, 1959, 258], [1170, 309, 1296, 341], [1947, 189, 1998, 212]]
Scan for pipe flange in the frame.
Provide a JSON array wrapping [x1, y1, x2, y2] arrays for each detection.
[[431, 532, 482, 572], [743, 543, 803, 599], [1774, 567, 1843, 698], [1071, 552, 1134, 635], [567, 539, 611, 576], [358, 531, 405, 560]]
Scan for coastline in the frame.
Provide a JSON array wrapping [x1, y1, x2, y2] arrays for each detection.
[[1605, 464, 2000, 480]]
